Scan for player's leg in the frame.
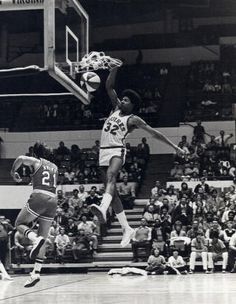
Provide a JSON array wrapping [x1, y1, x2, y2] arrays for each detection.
[[15, 206, 38, 240], [91, 157, 122, 223], [24, 218, 52, 288], [111, 190, 134, 247]]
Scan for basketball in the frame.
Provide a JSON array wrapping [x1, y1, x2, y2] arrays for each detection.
[[80, 72, 101, 92]]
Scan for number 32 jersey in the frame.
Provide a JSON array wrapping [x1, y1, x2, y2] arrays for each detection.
[[100, 110, 132, 148], [32, 158, 58, 194]]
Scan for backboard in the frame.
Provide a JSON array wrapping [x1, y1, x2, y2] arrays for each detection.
[[0, 0, 90, 104]]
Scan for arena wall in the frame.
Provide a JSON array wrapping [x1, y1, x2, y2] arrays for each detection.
[[0, 121, 234, 158]]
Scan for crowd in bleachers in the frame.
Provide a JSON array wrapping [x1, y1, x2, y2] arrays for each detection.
[[169, 122, 235, 181], [131, 178, 236, 274], [185, 61, 235, 122]]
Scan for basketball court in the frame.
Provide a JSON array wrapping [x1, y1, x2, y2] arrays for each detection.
[[0, 273, 235, 304]]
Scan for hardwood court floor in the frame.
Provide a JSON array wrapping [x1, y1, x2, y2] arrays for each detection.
[[0, 272, 236, 304]]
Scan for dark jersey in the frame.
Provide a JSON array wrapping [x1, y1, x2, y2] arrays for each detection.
[[32, 158, 58, 194]]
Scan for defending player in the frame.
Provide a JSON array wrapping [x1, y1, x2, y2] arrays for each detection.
[[11, 142, 58, 287], [91, 66, 185, 248]]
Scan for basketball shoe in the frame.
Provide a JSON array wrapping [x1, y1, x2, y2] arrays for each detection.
[[120, 227, 135, 248], [90, 204, 107, 224], [30, 236, 45, 260], [24, 272, 40, 288]]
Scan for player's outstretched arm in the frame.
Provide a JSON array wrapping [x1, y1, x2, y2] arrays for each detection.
[[106, 67, 121, 110], [130, 116, 185, 154], [10, 156, 40, 182]]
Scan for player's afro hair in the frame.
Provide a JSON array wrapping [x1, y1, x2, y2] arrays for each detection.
[[33, 142, 51, 160], [121, 89, 141, 114]]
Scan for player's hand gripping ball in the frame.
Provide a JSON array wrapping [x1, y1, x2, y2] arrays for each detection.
[[80, 72, 101, 92]]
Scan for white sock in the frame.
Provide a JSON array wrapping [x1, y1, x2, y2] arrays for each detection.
[[116, 211, 131, 230], [0, 262, 9, 277], [100, 193, 113, 212], [33, 259, 43, 274], [25, 230, 38, 242]]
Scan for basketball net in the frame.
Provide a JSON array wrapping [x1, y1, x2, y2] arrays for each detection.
[[72, 51, 123, 74]]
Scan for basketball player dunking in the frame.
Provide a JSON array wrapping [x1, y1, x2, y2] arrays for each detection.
[[11, 142, 58, 287], [91, 66, 185, 247]]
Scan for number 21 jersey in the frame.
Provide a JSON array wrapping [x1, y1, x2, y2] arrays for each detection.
[[32, 158, 58, 194], [100, 110, 132, 148]]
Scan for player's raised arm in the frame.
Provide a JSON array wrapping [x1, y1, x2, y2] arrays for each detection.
[[11, 156, 40, 182], [129, 116, 185, 154], [105, 67, 121, 110]]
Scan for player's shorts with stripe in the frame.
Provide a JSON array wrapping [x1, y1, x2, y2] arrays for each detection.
[[25, 191, 57, 222], [99, 146, 126, 167]]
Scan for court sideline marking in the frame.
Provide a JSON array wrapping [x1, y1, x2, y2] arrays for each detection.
[[0, 276, 92, 302]]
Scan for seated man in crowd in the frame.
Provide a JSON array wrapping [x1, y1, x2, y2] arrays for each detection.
[[72, 229, 91, 261], [223, 221, 235, 248], [55, 227, 71, 263], [145, 248, 167, 275], [85, 188, 101, 207], [207, 231, 228, 273], [65, 218, 78, 238], [118, 176, 136, 209], [77, 215, 98, 254], [168, 250, 188, 275], [143, 205, 160, 226], [131, 218, 152, 262], [189, 231, 209, 274]]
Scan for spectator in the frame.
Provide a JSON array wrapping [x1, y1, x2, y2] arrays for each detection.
[[194, 177, 210, 194], [205, 220, 224, 240], [208, 231, 228, 273], [85, 188, 101, 207], [79, 203, 94, 220], [132, 218, 152, 262], [64, 167, 75, 184], [54, 208, 69, 227], [68, 189, 83, 212], [170, 162, 184, 180], [57, 190, 69, 212], [215, 130, 233, 147], [78, 185, 88, 204], [193, 120, 205, 143], [179, 182, 192, 199], [168, 250, 188, 274], [137, 137, 150, 163], [0, 215, 13, 268], [118, 176, 136, 209], [172, 197, 193, 226], [223, 221, 235, 247], [48, 220, 60, 244], [221, 203, 236, 224], [151, 181, 162, 197], [55, 227, 71, 263], [145, 248, 167, 275], [65, 218, 78, 237], [72, 229, 91, 261], [77, 215, 98, 253], [56, 141, 70, 159], [143, 205, 160, 226], [70, 144, 80, 164], [14, 231, 33, 265], [206, 136, 218, 150], [91, 140, 100, 155], [187, 220, 200, 239], [189, 231, 209, 274]]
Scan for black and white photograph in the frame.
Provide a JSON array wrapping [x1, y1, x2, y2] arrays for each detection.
[[1, 0, 236, 303]]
